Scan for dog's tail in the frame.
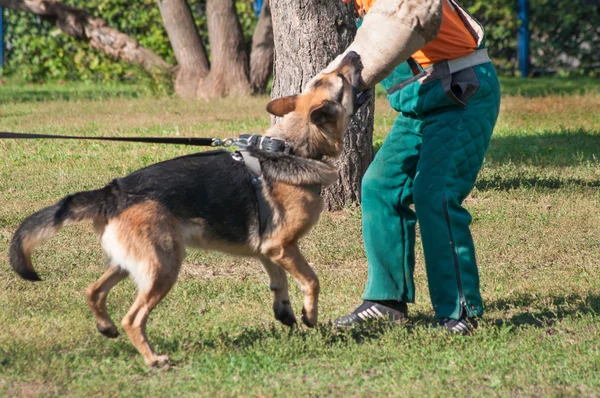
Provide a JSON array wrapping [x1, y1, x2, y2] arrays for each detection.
[[10, 184, 119, 281]]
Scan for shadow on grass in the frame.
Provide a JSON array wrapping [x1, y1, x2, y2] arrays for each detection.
[[485, 293, 600, 329], [200, 321, 398, 350], [475, 175, 600, 191], [475, 129, 600, 190], [486, 129, 600, 167], [148, 294, 600, 356], [218, 293, 600, 344]]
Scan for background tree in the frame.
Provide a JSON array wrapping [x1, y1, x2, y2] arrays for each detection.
[[270, 0, 375, 210], [249, 0, 274, 94], [158, 0, 251, 99], [1, 0, 275, 97]]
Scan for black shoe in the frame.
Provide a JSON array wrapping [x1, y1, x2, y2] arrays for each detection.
[[333, 300, 408, 327], [438, 317, 478, 334]]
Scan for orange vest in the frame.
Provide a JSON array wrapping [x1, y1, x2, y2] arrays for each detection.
[[354, 0, 477, 68]]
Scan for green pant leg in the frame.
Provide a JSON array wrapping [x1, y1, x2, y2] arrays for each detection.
[[361, 115, 421, 302], [413, 63, 501, 319]]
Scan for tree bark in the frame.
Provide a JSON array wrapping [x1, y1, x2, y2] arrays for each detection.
[[156, 0, 209, 98], [270, 0, 374, 210], [249, 0, 274, 94], [196, 0, 251, 99], [0, 0, 171, 74]]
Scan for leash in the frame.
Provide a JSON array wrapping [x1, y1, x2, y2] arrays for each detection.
[[0, 132, 292, 153], [0, 132, 227, 147]]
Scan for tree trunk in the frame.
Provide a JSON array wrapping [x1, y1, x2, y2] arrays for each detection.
[[196, 0, 251, 99], [0, 0, 171, 74], [249, 0, 273, 94], [270, 0, 374, 210], [156, 0, 209, 98]]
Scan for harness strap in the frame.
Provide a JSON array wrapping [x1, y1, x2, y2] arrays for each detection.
[[386, 49, 491, 95], [237, 134, 292, 154], [236, 149, 272, 236], [407, 57, 422, 76]]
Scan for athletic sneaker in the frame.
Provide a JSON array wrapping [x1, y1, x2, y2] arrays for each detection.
[[333, 300, 408, 327], [438, 317, 478, 334]]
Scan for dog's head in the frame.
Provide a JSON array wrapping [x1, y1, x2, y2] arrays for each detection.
[[266, 52, 368, 159]]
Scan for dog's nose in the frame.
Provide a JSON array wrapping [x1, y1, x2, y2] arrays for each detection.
[[337, 51, 364, 88]]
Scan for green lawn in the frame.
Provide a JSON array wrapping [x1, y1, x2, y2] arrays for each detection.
[[1, 77, 600, 397]]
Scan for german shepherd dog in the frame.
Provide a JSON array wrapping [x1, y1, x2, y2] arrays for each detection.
[[9, 52, 364, 366]]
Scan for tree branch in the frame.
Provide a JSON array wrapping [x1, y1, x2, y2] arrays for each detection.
[[0, 0, 171, 74]]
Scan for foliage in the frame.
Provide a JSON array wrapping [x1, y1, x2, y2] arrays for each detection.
[[3, 0, 257, 83], [462, 0, 600, 75], [3, 0, 598, 81]]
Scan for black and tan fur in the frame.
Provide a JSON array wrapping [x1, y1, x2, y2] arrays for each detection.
[[9, 52, 363, 367]]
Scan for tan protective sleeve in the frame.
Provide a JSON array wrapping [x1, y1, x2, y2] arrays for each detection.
[[308, 0, 443, 90]]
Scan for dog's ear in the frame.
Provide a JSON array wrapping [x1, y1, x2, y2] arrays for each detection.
[[266, 95, 298, 117], [310, 100, 337, 126]]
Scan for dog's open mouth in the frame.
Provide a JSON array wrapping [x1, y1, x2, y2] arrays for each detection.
[[353, 89, 372, 114], [337, 51, 372, 115]]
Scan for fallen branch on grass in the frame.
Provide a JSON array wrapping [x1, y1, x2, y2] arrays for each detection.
[[0, 0, 172, 75]]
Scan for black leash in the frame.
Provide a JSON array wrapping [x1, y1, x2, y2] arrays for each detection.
[[0, 132, 217, 146], [0, 132, 294, 154]]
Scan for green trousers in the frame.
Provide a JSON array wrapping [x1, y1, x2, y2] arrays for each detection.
[[361, 61, 501, 319]]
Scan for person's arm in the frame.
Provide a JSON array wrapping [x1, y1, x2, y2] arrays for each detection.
[[311, 0, 443, 90]]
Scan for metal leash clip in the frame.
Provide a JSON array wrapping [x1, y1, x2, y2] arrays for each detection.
[[234, 134, 255, 148], [211, 138, 236, 147]]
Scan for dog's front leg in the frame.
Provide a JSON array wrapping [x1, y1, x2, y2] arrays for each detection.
[[264, 244, 319, 327], [259, 256, 296, 326]]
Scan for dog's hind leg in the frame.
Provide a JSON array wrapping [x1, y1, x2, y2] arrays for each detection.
[[86, 264, 128, 338], [102, 201, 184, 367], [265, 244, 319, 327], [121, 264, 180, 367], [259, 256, 296, 326]]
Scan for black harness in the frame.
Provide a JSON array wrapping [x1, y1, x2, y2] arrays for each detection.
[[232, 134, 294, 236]]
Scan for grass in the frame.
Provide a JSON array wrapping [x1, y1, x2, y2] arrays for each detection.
[[1, 77, 600, 397], [0, 79, 146, 104]]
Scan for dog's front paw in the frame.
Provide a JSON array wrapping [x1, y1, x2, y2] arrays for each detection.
[[146, 354, 170, 368], [274, 302, 297, 327], [301, 307, 317, 328], [96, 323, 119, 339]]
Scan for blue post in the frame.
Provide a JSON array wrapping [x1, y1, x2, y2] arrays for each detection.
[[0, 7, 4, 69], [518, 0, 530, 77], [254, 0, 263, 17]]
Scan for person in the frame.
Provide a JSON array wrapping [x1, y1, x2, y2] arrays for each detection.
[[314, 0, 501, 333]]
